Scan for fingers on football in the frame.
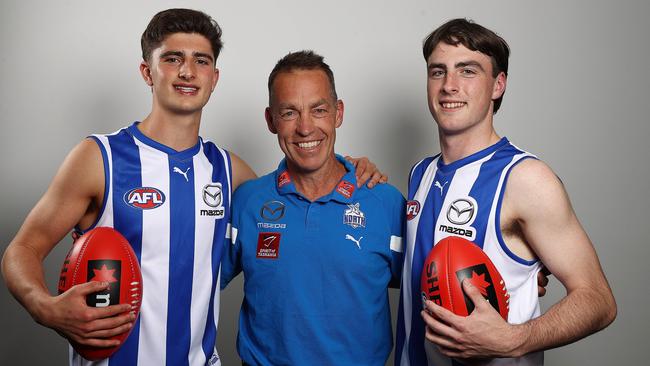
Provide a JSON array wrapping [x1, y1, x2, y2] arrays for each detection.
[[461, 279, 490, 311], [73, 280, 111, 295]]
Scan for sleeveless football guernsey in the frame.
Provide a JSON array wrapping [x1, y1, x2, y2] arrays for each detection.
[[396, 138, 543, 366], [71, 122, 231, 366]]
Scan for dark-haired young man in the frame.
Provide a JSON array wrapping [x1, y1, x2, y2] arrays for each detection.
[[220, 51, 405, 365], [395, 19, 616, 365], [1, 9, 381, 366]]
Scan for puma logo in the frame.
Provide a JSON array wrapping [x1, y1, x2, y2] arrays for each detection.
[[173, 167, 190, 182], [434, 180, 448, 195], [345, 234, 363, 249]]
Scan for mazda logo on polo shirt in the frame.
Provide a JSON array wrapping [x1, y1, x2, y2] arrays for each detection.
[[260, 200, 286, 221], [447, 198, 476, 225]]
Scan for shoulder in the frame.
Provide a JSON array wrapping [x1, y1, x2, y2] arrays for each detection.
[[504, 158, 570, 220], [228, 151, 257, 190], [362, 183, 405, 212], [232, 171, 275, 206]]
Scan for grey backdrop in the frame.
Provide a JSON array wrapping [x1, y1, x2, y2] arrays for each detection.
[[1, 0, 648, 365]]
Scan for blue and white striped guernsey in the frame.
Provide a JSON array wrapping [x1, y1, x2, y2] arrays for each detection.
[[73, 122, 232, 366], [395, 138, 544, 366]]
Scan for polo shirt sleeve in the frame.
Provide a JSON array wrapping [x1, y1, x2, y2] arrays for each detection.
[[385, 186, 406, 289], [220, 185, 246, 290]]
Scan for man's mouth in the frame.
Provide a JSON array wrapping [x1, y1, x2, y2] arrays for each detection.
[[174, 85, 198, 94], [440, 102, 466, 109], [297, 140, 321, 149]]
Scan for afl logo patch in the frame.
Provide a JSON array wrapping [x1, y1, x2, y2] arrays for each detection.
[[124, 187, 165, 209], [406, 200, 421, 220]]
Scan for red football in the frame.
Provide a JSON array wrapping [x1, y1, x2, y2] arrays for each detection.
[[58, 227, 143, 360], [420, 236, 509, 320]]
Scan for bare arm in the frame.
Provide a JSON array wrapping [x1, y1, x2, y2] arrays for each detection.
[[230, 151, 257, 191], [1, 139, 133, 347], [422, 159, 616, 359]]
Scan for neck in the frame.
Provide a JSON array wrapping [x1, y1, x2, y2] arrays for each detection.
[[289, 156, 346, 201], [439, 125, 501, 164], [139, 110, 202, 151]]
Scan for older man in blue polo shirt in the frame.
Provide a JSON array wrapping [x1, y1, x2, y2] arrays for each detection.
[[221, 50, 405, 365]]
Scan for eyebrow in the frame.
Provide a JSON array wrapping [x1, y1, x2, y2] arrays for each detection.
[[428, 60, 485, 71], [159, 50, 214, 63]]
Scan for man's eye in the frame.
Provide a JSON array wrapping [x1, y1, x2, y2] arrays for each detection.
[[430, 70, 444, 78], [280, 111, 297, 120], [197, 59, 210, 65], [461, 68, 477, 76], [165, 57, 180, 63], [313, 108, 328, 117]]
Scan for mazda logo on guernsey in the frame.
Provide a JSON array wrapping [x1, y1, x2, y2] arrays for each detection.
[[203, 183, 223, 207], [124, 187, 165, 209], [447, 198, 476, 225], [260, 201, 285, 222]]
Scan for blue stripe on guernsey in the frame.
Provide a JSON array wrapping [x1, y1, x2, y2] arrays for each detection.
[[166, 157, 195, 366], [201, 142, 230, 361], [495, 156, 539, 265], [468, 146, 516, 248], [107, 129, 143, 365]]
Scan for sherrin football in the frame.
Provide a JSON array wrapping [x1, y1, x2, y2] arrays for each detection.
[[58, 227, 143, 360], [420, 236, 509, 320]]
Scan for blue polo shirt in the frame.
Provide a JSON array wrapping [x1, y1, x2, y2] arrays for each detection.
[[221, 155, 405, 365]]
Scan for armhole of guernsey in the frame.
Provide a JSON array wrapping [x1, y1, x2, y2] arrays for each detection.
[[494, 155, 539, 266], [74, 135, 111, 235]]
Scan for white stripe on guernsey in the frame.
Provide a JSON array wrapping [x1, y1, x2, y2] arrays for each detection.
[[400, 157, 439, 366], [188, 145, 216, 366], [134, 140, 170, 366], [433, 152, 495, 243], [390, 235, 403, 253], [93, 135, 114, 228], [225, 223, 231, 239], [231, 227, 238, 245], [211, 266, 223, 365]]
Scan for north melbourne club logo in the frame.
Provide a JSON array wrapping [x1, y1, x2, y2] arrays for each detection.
[[343, 203, 366, 229]]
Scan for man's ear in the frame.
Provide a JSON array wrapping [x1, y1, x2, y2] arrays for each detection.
[[335, 99, 344, 128], [140, 61, 153, 86], [492, 72, 507, 100], [265, 107, 277, 134], [211, 68, 220, 92]]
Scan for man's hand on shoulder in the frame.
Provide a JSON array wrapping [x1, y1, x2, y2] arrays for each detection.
[[344, 155, 388, 188]]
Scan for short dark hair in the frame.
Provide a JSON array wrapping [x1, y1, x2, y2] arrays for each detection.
[[423, 18, 510, 113], [268, 50, 338, 104], [141, 8, 223, 63]]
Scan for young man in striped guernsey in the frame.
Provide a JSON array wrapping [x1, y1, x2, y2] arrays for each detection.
[[395, 19, 616, 365], [1, 9, 256, 366]]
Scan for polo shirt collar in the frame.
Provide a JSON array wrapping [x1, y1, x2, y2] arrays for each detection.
[[274, 154, 359, 203]]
